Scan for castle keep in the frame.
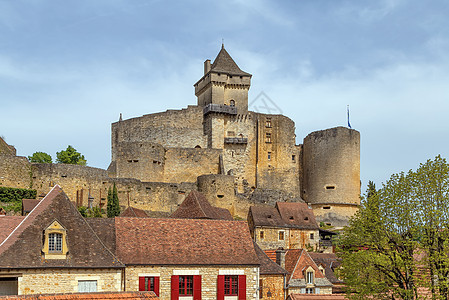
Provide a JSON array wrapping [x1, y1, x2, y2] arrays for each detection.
[[0, 46, 360, 227]]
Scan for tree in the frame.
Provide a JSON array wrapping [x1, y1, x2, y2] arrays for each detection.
[[56, 145, 87, 165], [28, 152, 52, 163], [339, 156, 449, 300], [107, 183, 120, 217]]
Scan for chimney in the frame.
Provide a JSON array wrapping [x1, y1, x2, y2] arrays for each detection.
[[204, 59, 211, 75], [275, 247, 286, 269]]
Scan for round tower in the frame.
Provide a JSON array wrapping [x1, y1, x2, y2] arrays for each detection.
[[301, 127, 360, 228]]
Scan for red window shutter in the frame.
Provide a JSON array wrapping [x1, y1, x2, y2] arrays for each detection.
[[217, 275, 225, 300], [193, 275, 202, 300], [154, 277, 160, 297], [171, 275, 179, 300], [139, 277, 145, 291], [238, 275, 246, 300]]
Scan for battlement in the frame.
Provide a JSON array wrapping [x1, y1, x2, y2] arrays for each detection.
[[203, 103, 237, 115]]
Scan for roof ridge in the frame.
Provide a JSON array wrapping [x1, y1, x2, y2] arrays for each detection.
[[193, 191, 208, 218], [0, 185, 59, 251]]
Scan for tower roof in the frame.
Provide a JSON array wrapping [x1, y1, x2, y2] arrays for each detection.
[[210, 45, 251, 76]]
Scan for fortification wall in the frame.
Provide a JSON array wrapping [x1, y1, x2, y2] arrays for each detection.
[[0, 137, 16, 155], [111, 106, 207, 161], [163, 148, 222, 183], [113, 142, 165, 182], [0, 154, 31, 189], [302, 127, 360, 207]]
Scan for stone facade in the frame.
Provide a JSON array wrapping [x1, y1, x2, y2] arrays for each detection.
[[253, 227, 319, 251], [125, 266, 259, 300], [6, 268, 122, 295], [259, 274, 284, 300]]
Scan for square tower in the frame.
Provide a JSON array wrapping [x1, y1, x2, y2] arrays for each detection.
[[194, 45, 252, 115]]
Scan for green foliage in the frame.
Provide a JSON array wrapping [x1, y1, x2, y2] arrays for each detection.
[[78, 206, 103, 218], [107, 183, 120, 217], [339, 157, 449, 300], [56, 145, 87, 165], [0, 186, 37, 213], [0, 186, 37, 203], [28, 151, 52, 163]]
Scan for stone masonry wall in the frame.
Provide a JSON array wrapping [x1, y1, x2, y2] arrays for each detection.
[[252, 227, 319, 251], [13, 268, 121, 295], [260, 274, 284, 300], [125, 265, 259, 300], [0, 154, 31, 189]]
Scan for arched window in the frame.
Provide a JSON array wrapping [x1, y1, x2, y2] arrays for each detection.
[[230, 100, 235, 107]]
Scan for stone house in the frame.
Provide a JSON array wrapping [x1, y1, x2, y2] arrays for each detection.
[[248, 202, 320, 251], [170, 190, 233, 220], [0, 186, 124, 296], [283, 249, 333, 295]]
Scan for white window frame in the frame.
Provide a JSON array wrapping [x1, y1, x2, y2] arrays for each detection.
[[306, 271, 314, 284], [78, 280, 97, 293]]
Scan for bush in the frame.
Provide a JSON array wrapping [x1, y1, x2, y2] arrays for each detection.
[[0, 187, 37, 203]]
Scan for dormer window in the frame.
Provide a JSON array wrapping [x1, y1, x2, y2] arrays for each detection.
[[42, 220, 68, 259], [306, 271, 314, 284]]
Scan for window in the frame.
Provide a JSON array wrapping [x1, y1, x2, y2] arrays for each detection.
[[171, 275, 201, 300], [306, 288, 314, 294], [310, 233, 314, 240], [0, 278, 18, 296], [42, 220, 68, 259], [230, 100, 235, 106], [306, 271, 314, 284], [139, 276, 159, 296], [326, 185, 335, 190], [224, 275, 238, 296], [260, 231, 264, 240], [292, 155, 296, 162], [267, 152, 271, 160], [78, 280, 97, 293], [179, 275, 194, 296], [279, 231, 285, 241], [48, 233, 62, 252], [265, 133, 272, 143], [266, 118, 272, 128], [217, 274, 246, 299]]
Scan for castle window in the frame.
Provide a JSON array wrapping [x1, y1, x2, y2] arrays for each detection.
[[279, 230, 285, 241], [292, 155, 296, 162], [127, 160, 132, 163], [326, 185, 335, 190], [229, 75, 233, 78], [260, 231, 264, 239], [304, 217, 309, 221], [265, 133, 272, 143], [268, 152, 271, 160], [266, 118, 272, 128], [133, 160, 139, 163], [323, 206, 331, 210], [230, 100, 235, 106], [195, 145, 201, 148], [217, 194, 224, 198]]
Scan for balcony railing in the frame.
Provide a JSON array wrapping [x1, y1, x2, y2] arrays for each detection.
[[224, 137, 248, 144], [319, 240, 333, 247], [203, 104, 237, 115]]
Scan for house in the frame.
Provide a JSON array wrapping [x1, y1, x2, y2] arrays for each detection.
[[253, 243, 287, 300], [248, 203, 320, 251], [0, 186, 124, 296], [308, 253, 343, 294], [170, 190, 233, 220], [120, 206, 149, 218], [0, 291, 158, 299], [111, 217, 259, 299]]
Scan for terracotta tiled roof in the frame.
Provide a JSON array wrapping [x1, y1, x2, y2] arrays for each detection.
[[287, 294, 348, 300], [254, 242, 287, 275], [264, 250, 276, 262], [308, 252, 343, 284], [284, 249, 303, 280], [0, 216, 24, 243], [115, 217, 259, 266], [0, 185, 123, 268], [250, 202, 319, 230], [22, 199, 40, 214], [120, 206, 149, 218], [0, 291, 158, 299], [170, 190, 233, 220], [210, 46, 251, 76]]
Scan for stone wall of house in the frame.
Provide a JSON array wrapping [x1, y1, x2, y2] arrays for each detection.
[[252, 227, 319, 251], [260, 274, 284, 300], [287, 286, 332, 295], [13, 268, 121, 295], [125, 265, 259, 300], [311, 203, 359, 229]]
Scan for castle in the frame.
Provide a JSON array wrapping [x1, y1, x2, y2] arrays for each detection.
[[0, 46, 360, 227]]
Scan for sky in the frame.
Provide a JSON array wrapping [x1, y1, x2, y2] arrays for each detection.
[[1, 0, 449, 191]]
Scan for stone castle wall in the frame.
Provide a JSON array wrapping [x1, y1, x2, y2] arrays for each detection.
[[0, 154, 31, 189]]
